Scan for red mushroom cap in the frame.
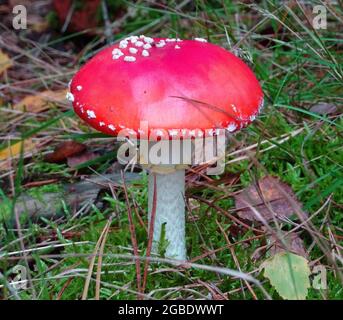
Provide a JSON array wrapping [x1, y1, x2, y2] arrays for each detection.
[[68, 36, 263, 139]]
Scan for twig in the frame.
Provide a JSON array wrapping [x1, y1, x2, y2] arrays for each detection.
[[216, 220, 258, 300], [82, 217, 112, 300], [101, 0, 113, 43], [14, 206, 37, 299], [121, 171, 142, 298], [95, 219, 111, 300], [142, 174, 157, 295], [61, 0, 75, 33]]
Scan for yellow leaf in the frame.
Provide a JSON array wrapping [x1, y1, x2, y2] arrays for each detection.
[[14, 89, 68, 113], [0, 50, 13, 75], [0, 139, 36, 161], [0, 139, 36, 171]]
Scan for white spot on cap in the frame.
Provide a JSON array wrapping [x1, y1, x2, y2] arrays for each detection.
[[168, 129, 179, 136], [66, 92, 74, 102], [143, 36, 154, 44], [143, 43, 152, 49], [119, 40, 128, 48], [227, 123, 237, 132], [166, 38, 176, 42], [99, 122, 105, 127], [87, 110, 96, 119], [155, 129, 164, 136], [112, 48, 123, 56], [250, 115, 256, 121], [142, 50, 149, 57], [135, 41, 144, 47], [181, 129, 188, 136], [68, 80, 72, 90], [128, 129, 136, 135], [207, 129, 214, 136], [124, 56, 136, 62], [112, 48, 124, 60], [108, 124, 115, 131], [194, 37, 207, 42], [129, 47, 138, 54], [129, 36, 139, 43], [77, 85, 82, 91], [175, 45, 180, 49], [156, 40, 166, 48]]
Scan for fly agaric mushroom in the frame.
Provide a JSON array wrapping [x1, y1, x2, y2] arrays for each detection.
[[67, 36, 263, 260]]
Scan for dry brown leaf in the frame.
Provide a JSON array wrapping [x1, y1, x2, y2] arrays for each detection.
[[14, 89, 68, 113], [0, 50, 13, 75], [234, 176, 304, 222], [67, 152, 98, 168], [45, 141, 87, 163], [309, 102, 337, 115], [268, 231, 308, 258]]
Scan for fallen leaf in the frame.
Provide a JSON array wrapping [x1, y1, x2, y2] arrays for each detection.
[[310, 102, 337, 115], [0, 139, 35, 161], [3, 172, 141, 223], [0, 139, 36, 171], [53, 0, 101, 32], [0, 50, 13, 75], [67, 151, 98, 168], [234, 176, 304, 222], [261, 252, 311, 300], [14, 89, 68, 113], [268, 231, 308, 258], [0, 4, 10, 14], [45, 141, 86, 163]]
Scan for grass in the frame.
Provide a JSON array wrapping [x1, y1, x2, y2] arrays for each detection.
[[0, 0, 342, 300]]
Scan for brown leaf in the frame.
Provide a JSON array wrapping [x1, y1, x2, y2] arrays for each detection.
[[12, 172, 141, 222], [309, 103, 337, 115], [67, 152, 98, 168], [45, 141, 86, 163], [53, 0, 102, 32], [234, 176, 304, 222], [14, 89, 68, 113], [0, 50, 13, 75], [268, 231, 308, 258]]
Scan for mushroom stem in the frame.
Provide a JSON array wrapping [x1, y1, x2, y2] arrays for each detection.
[[148, 169, 186, 260]]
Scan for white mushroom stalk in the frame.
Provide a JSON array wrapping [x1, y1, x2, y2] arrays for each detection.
[[148, 169, 186, 260]]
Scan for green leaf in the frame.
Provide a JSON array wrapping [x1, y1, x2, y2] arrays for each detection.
[[261, 252, 311, 300]]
